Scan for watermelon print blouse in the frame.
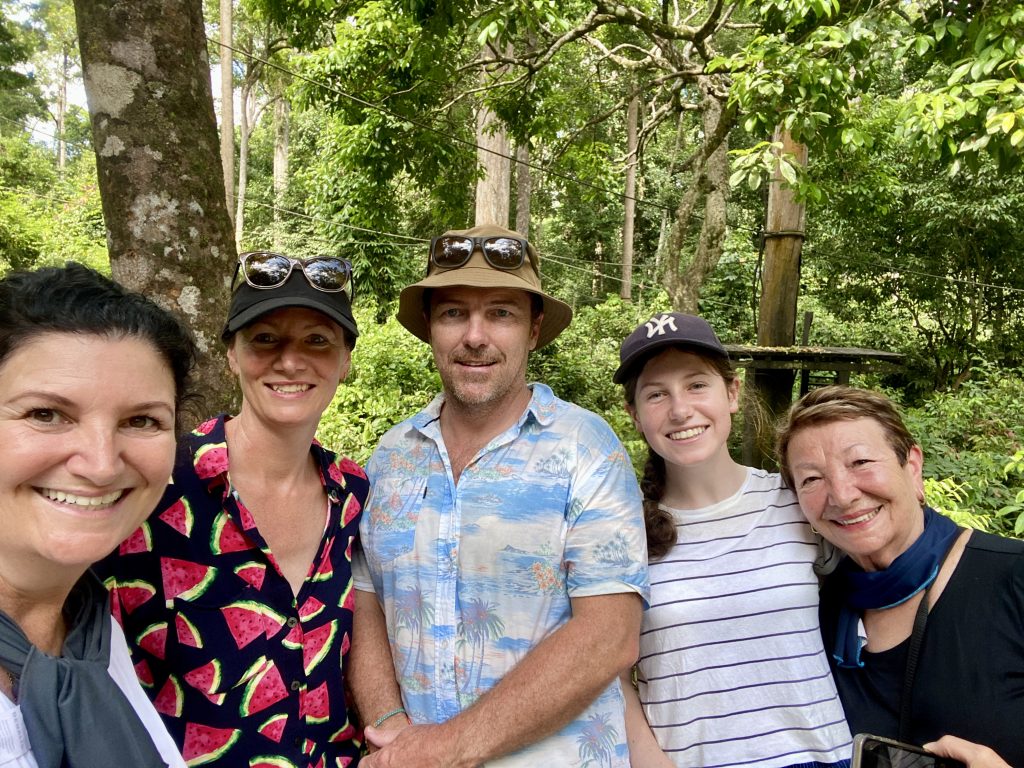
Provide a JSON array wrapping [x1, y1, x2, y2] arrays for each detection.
[[98, 415, 368, 768], [353, 383, 649, 767]]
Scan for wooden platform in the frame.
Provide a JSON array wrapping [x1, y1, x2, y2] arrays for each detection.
[[727, 345, 904, 467]]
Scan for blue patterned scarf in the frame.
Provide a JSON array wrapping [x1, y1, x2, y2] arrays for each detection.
[[832, 506, 959, 668]]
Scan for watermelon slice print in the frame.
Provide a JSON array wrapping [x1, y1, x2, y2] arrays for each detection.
[[341, 494, 361, 526], [137, 621, 168, 660], [221, 601, 286, 648], [152, 675, 183, 717], [118, 522, 152, 554], [211, 511, 253, 554], [183, 659, 222, 694], [181, 722, 240, 766], [239, 660, 288, 716], [248, 757, 298, 768], [161, 557, 216, 607], [194, 443, 229, 479], [329, 716, 356, 744], [300, 681, 330, 724], [115, 580, 157, 614], [302, 622, 336, 676], [298, 596, 325, 622], [256, 712, 287, 744], [234, 561, 267, 590], [175, 613, 204, 649], [280, 622, 302, 650], [193, 417, 218, 436], [134, 659, 154, 688], [159, 497, 195, 537], [338, 456, 365, 479], [339, 579, 354, 612]]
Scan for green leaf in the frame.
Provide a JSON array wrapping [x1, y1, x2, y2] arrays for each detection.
[[779, 160, 798, 186]]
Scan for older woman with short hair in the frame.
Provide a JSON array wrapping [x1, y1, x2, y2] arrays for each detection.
[[777, 385, 1022, 768]]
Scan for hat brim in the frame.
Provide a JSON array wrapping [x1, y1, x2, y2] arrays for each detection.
[[612, 338, 729, 384], [223, 293, 359, 343], [397, 264, 573, 349]]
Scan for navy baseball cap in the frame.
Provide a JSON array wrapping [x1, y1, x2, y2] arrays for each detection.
[[222, 270, 359, 345], [613, 312, 728, 383]]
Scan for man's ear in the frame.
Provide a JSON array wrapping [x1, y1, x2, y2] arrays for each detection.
[[528, 311, 544, 351]]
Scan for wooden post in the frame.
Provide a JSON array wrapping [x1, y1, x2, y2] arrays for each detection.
[[751, 128, 808, 468], [800, 311, 813, 395]]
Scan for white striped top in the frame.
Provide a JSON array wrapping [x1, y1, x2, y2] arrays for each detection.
[[638, 467, 852, 768]]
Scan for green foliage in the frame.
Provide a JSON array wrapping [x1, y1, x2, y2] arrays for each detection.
[[801, 95, 1024, 394], [904, 364, 1024, 538], [0, 131, 105, 273], [315, 293, 672, 467], [898, 1, 1024, 174], [316, 298, 439, 464], [0, 6, 45, 123]]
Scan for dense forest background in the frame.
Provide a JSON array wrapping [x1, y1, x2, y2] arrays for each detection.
[[1, 0, 1023, 537]]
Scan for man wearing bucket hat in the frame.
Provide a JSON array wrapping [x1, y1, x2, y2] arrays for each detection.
[[350, 225, 649, 767]]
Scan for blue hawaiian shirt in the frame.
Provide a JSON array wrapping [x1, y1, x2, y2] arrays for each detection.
[[353, 383, 648, 767]]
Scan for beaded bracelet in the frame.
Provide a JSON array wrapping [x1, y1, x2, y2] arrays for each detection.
[[371, 707, 407, 728]]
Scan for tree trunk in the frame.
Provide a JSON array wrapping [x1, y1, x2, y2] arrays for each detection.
[[73, 0, 238, 417], [234, 79, 252, 250], [621, 96, 639, 301], [514, 142, 530, 237], [676, 83, 729, 310], [474, 44, 510, 227], [272, 95, 289, 248], [220, 0, 234, 223], [662, 78, 733, 312], [475, 104, 510, 227], [56, 51, 68, 171], [656, 113, 686, 275]]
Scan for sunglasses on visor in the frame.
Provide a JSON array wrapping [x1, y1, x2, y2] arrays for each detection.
[[232, 251, 354, 299], [429, 235, 528, 272]]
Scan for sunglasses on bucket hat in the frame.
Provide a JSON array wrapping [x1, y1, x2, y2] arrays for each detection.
[[429, 235, 529, 273], [232, 251, 354, 299]]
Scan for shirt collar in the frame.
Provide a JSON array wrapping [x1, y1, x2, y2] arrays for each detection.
[[185, 413, 341, 498], [412, 382, 557, 432]]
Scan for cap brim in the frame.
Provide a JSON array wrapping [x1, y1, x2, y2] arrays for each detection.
[[397, 265, 572, 349], [612, 338, 729, 384], [223, 293, 359, 342]]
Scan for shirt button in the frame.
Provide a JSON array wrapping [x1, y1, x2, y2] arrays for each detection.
[[293, 736, 302, 748], [287, 616, 298, 628], [290, 680, 301, 691]]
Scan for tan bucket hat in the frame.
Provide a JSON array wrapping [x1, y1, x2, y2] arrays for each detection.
[[397, 224, 573, 349]]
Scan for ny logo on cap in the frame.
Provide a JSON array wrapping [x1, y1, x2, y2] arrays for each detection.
[[645, 314, 677, 338]]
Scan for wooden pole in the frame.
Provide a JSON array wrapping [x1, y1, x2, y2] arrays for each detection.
[[751, 128, 807, 468]]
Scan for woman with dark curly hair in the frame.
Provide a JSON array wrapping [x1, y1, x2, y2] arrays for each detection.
[[0, 262, 196, 768]]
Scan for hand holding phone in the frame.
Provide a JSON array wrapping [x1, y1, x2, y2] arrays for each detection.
[[852, 734, 966, 768]]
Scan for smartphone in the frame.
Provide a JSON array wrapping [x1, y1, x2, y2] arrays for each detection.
[[851, 734, 966, 768]]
